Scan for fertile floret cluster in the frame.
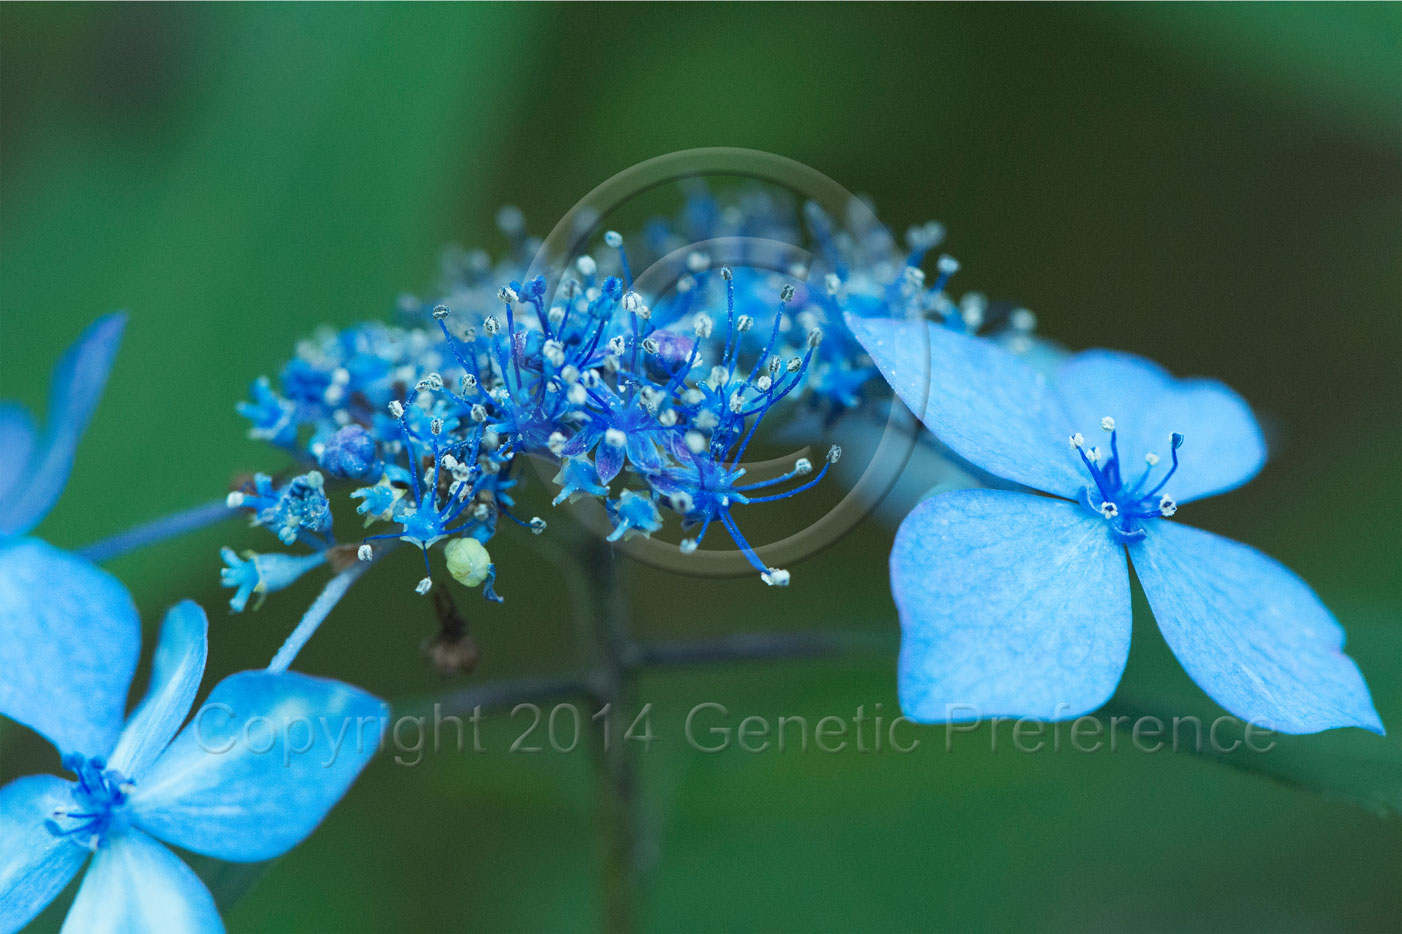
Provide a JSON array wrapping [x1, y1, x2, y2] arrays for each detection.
[[227, 190, 1039, 608]]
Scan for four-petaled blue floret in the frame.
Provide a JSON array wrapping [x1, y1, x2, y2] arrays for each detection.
[[849, 314, 1384, 736]]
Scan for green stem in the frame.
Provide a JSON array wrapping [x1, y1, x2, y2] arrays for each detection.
[[578, 535, 642, 934]]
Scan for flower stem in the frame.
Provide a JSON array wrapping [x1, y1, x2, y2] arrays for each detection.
[[578, 535, 642, 934], [78, 498, 236, 564], [266, 549, 380, 674]]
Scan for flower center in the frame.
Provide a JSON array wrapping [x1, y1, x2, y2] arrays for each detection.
[[1069, 417, 1181, 542], [45, 754, 133, 850]]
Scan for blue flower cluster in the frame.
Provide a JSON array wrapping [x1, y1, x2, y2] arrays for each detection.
[[0, 181, 1386, 934], [231, 191, 1038, 606]]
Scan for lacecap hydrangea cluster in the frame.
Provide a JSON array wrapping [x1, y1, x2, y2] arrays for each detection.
[[225, 191, 1039, 610]]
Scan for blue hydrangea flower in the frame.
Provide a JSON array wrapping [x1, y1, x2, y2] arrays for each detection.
[[850, 317, 1383, 734], [219, 547, 327, 613], [229, 471, 334, 547], [0, 591, 384, 933]]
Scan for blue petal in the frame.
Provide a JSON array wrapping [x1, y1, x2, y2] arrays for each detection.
[[128, 671, 386, 862], [0, 403, 37, 508], [108, 602, 209, 778], [59, 829, 223, 934], [0, 776, 87, 934], [0, 314, 126, 536], [894, 489, 1132, 721], [0, 538, 140, 758], [1054, 350, 1266, 503], [1131, 521, 1383, 734], [595, 442, 624, 486], [846, 315, 1085, 498], [625, 432, 662, 472]]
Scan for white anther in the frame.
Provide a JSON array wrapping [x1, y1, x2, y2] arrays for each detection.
[[622, 291, 643, 312], [389, 400, 405, 418], [416, 577, 433, 595], [497, 287, 518, 305], [1010, 308, 1037, 332], [1069, 432, 1085, 449], [680, 538, 699, 554], [825, 273, 842, 295], [604, 231, 623, 248], [756, 375, 772, 392], [483, 430, 500, 450], [642, 337, 660, 355], [729, 392, 744, 414], [780, 284, 796, 303], [769, 356, 782, 376], [694, 314, 714, 338], [561, 365, 580, 384], [461, 374, 478, 392], [787, 357, 802, 373], [1087, 447, 1102, 464], [547, 431, 567, 456], [530, 517, 547, 535], [761, 568, 791, 587], [719, 265, 733, 281], [693, 409, 719, 430], [669, 492, 694, 514], [806, 327, 823, 349], [736, 314, 754, 333], [543, 340, 565, 367], [1100, 416, 1116, 432], [936, 254, 960, 275], [659, 409, 678, 427], [358, 544, 373, 562], [1145, 452, 1160, 466], [576, 254, 597, 276], [607, 335, 626, 356], [432, 304, 450, 320], [605, 428, 627, 448], [473, 503, 490, 520], [827, 444, 842, 464], [431, 418, 444, 435], [1158, 494, 1177, 517], [483, 315, 501, 335], [794, 457, 813, 476], [226, 491, 245, 509], [904, 266, 926, 286], [471, 404, 487, 422], [1099, 502, 1119, 519], [568, 383, 588, 405], [685, 430, 707, 454]]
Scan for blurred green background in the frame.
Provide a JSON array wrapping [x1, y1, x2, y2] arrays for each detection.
[[2, 4, 1400, 932]]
